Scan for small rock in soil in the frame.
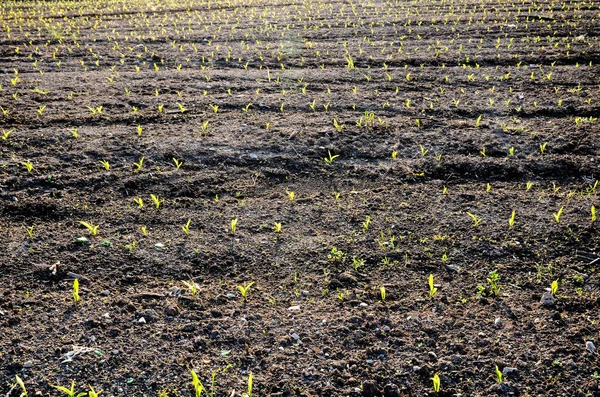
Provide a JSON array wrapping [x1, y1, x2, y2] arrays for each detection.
[[23, 361, 33, 368], [164, 305, 179, 316], [495, 317, 503, 328], [502, 367, 519, 378], [138, 317, 146, 323], [226, 293, 237, 299], [288, 305, 301, 311], [540, 291, 555, 307], [383, 383, 401, 397], [586, 341, 596, 354], [446, 265, 460, 272], [361, 380, 381, 397], [100, 290, 110, 296]]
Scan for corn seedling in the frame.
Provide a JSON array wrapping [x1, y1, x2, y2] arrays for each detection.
[[333, 118, 344, 132], [133, 157, 144, 172], [125, 241, 137, 252], [88, 386, 101, 397], [495, 366, 503, 383], [286, 190, 295, 201], [420, 144, 429, 157], [553, 206, 564, 223], [53, 381, 86, 397], [238, 282, 254, 299], [182, 218, 191, 235], [380, 286, 386, 302], [79, 221, 99, 236], [526, 182, 533, 191], [466, 212, 482, 226], [540, 142, 548, 154], [273, 222, 282, 233], [487, 271, 500, 296], [508, 210, 516, 228], [173, 158, 182, 169], [1, 129, 12, 140], [177, 103, 186, 113], [391, 150, 397, 159], [245, 373, 253, 397], [150, 194, 162, 209], [15, 375, 27, 397], [69, 128, 79, 139], [429, 274, 437, 298], [210, 104, 219, 113], [551, 280, 558, 295], [136, 125, 143, 136], [591, 206, 596, 222], [323, 151, 339, 166], [72, 278, 80, 302], [431, 374, 441, 392], [182, 280, 199, 296], [21, 161, 33, 173], [190, 370, 204, 397], [351, 256, 365, 271], [99, 160, 110, 170], [133, 198, 143, 209], [475, 115, 483, 127]]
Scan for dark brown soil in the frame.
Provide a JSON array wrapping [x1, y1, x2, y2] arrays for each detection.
[[1, 0, 600, 396]]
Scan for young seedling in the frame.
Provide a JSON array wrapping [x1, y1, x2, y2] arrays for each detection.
[[351, 256, 365, 271], [246, 372, 253, 397], [380, 286, 386, 302], [73, 279, 80, 302], [273, 222, 282, 233], [87, 386, 101, 397], [21, 161, 33, 173], [15, 375, 27, 397], [238, 282, 254, 299], [495, 366, 503, 383], [551, 280, 558, 295], [190, 370, 204, 397], [323, 151, 339, 165], [487, 271, 500, 296], [231, 218, 238, 234], [333, 118, 344, 132], [182, 218, 191, 235], [69, 128, 79, 139], [540, 142, 548, 154], [182, 280, 199, 296], [150, 194, 162, 209], [429, 274, 437, 298], [552, 206, 564, 223], [1, 129, 12, 140], [79, 221, 99, 236], [26, 226, 34, 238], [419, 144, 429, 157], [475, 114, 483, 127], [431, 374, 441, 392], [133, 198, 143, 208], [136, 125, 143, 136], [508, 210, 516, 228], [466, 212, 482, 226], [177, 103, 186, 113], [286, 190, 295, 201], [53, 381, 86, 397], [133, 157, 144, 172], [99, 160, 110, 171], [591, 205, 596, 222]]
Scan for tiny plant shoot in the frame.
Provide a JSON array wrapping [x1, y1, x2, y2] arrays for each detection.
[[380, 286, 386, 302], [551, 280, 558, 296], [238, 282, 255, 299], [431, 374, 441, 392], [73, 279, 80, 302], [429, 274, 437, 298], [231, 218, 238, 234], [495, 366, 503, 383], [190, 370, 204, 397]]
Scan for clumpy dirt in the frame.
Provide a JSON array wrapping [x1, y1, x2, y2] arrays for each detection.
[[1, 0, 600, 396]]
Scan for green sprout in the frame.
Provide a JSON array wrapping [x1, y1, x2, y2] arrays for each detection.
[[15, 375, 27, 397], [182, 280, 199, 296], [323, 151, 339, 165], [150, 194, 162, 209], [88, 386, 101, 397], [53, 381, 86, 397], [551, 280, 558, 295], [238, 282, 255, 299], [431, 374, 440, 392], [487, 271, 500, 296], [182, 218, 191, 235], [592, 205, 597, 222], [466, 212, 482, 226], [133, 198, 143, 208], [190, 370, 204, 397], [429, 274, 438, 299], [508, 210, 516, 228], [380, 286, 386, 302], [231, 218, 238, 234], [173, 158, 183, 169], [133, 157, 144, 172], [79, 221, 99, 236], [99, 160, 110, 171], [495, 366, 503, 383], [552, 206, 564, 223], [73, 279, 80, 302], [21, 161, 33, 173], [273, 222, 282, 233]]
